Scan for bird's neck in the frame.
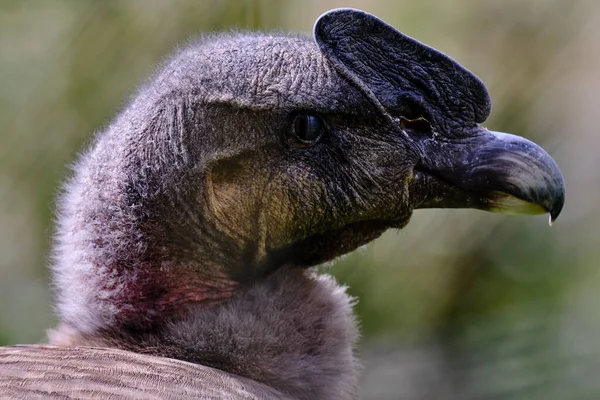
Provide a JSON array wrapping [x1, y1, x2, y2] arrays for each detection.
[[102, 261, 240, 327], [50, 267, 359, 400], [51, 125, 359, 398]]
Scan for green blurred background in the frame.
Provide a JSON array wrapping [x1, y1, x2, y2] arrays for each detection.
[[1, 0, 598, 398]]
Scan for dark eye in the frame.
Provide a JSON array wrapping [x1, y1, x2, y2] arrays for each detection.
[[286, 113, 326, 148]]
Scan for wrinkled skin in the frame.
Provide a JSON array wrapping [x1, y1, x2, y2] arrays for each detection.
[[207, 107, 416, 273], [46, 9, 565, 400]]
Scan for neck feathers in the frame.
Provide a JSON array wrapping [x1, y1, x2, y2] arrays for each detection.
[[50, 268, 359, 400]]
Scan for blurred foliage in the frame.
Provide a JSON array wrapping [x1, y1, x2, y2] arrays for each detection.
[[1, 0, 599, 398]]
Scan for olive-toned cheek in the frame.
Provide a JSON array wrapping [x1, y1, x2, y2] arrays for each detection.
[[205, 158, 271, 247], [261, 167, 335, 251]]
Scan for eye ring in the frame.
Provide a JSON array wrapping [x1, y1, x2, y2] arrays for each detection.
[[286, 113, 327, 148]]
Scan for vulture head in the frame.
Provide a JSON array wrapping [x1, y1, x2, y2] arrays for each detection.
[[6, 8, 565, 400]]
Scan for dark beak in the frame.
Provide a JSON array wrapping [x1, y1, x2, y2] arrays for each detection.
[[411, 127, 565, 223]]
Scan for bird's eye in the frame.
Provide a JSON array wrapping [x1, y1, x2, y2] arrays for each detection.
[[287, 113, 327, 148]]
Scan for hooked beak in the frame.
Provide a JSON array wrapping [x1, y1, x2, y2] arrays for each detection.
[[411, 127, 565, 224]]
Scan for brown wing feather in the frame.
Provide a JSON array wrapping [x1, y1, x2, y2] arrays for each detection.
[[0, 345, 290, 399]]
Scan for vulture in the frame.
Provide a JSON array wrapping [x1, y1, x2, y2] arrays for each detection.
[[0, 8, 564, 400]]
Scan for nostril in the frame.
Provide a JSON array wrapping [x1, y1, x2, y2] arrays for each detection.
[[400, 117, 432, 134]]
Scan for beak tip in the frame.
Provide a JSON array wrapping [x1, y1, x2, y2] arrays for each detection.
[[548, 199, 564, 226], [547, 182, 565, 225]]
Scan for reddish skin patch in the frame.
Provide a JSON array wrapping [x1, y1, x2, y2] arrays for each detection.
[[100, 263, 239, 330]]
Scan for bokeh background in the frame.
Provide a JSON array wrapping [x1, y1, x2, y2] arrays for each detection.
[[1, 0, 598, 398]]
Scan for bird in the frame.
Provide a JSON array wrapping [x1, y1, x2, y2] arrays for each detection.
[[0, 8, 565, 400]]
